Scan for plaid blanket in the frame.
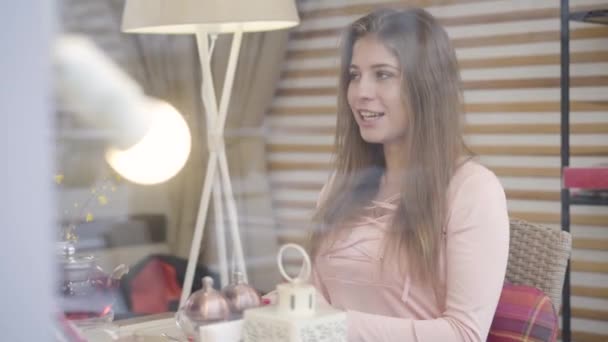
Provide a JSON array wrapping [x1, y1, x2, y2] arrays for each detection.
[[488, 282, 558, 342]]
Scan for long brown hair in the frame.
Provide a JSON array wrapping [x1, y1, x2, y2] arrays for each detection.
[[311, 8, 469, 289]]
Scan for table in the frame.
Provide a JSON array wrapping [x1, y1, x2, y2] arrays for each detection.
[[80, 312, 243, 341]]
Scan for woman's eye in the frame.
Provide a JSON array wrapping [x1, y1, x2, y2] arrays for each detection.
[[376, 71, 393, 80], [348, 71, 360, 80]]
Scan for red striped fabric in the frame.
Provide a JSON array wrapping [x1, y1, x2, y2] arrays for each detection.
[[488, 282, 558, 342]]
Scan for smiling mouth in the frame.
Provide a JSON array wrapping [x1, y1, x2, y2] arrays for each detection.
[[359, 110, 385, 121]]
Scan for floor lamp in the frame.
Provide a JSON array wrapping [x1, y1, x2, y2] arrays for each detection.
[[121, 0, 299, 306]]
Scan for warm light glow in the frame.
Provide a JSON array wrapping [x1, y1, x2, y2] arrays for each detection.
[[105, 99, 191, 185]]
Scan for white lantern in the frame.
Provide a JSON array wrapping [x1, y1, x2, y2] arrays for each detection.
[[243, 244, 347, 342]]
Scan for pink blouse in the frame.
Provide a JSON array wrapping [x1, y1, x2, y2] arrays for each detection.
[[312, 161, 510, 342]]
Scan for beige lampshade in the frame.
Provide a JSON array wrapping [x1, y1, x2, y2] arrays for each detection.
[[122, 0, 300, 34]]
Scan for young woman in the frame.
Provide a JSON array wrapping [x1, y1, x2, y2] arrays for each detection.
[[309, 8, 510, 341]]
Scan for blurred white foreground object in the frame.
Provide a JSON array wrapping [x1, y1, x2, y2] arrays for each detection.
[[105, 99, 190, 185], [53, 35, 191, 184]]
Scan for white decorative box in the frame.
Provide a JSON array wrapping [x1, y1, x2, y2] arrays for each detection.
[[242, 244, 347, 342], [243, 304, 346, 342]]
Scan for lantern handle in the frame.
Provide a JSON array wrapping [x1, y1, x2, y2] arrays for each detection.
[[277, 243, 311, 284]]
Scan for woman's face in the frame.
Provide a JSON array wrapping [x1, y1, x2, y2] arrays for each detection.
[[347, 35, 408, 146]]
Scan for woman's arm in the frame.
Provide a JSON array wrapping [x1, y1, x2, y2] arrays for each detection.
[[347, 165, 510, 342]]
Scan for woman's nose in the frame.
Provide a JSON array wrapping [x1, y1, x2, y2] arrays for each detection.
[[353, 76, 375, 101]]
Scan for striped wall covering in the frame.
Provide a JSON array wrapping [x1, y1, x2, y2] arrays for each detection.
[[265, 0, 608, 340]]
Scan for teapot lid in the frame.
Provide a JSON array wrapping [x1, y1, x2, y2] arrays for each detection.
[[57, 241, 95, 267], [222, 271, 261, 314], [181, 276, 230, 322]]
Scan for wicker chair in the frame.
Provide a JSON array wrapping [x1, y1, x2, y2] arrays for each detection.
[[506, 219, 572, 311]]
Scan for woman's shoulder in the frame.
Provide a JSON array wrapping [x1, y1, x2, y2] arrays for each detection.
[[449, 158, 505, 199], [445, 159, 509, 234]]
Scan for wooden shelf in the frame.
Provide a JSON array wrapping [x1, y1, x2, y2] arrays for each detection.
[[559, 3, 608, 342], [570, 193, 608, 206], [570, 9, 608, 25]]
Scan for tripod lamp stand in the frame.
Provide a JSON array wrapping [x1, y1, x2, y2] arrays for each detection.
[[121, 0, 299, 306]]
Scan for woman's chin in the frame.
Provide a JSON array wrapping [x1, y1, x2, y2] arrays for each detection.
[[360, 133, 384, 144]]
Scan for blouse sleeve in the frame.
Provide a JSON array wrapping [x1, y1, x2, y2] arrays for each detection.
[[347, 166, 510, 342]]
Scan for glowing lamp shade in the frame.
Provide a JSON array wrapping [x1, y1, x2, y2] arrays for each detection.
[[105, 99, 191, 185]]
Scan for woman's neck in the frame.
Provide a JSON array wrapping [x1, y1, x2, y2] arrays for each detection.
[[382, 141, 407, 191]]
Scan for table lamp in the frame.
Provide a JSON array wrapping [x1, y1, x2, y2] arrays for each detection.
[[121, 0, 300, 306]]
